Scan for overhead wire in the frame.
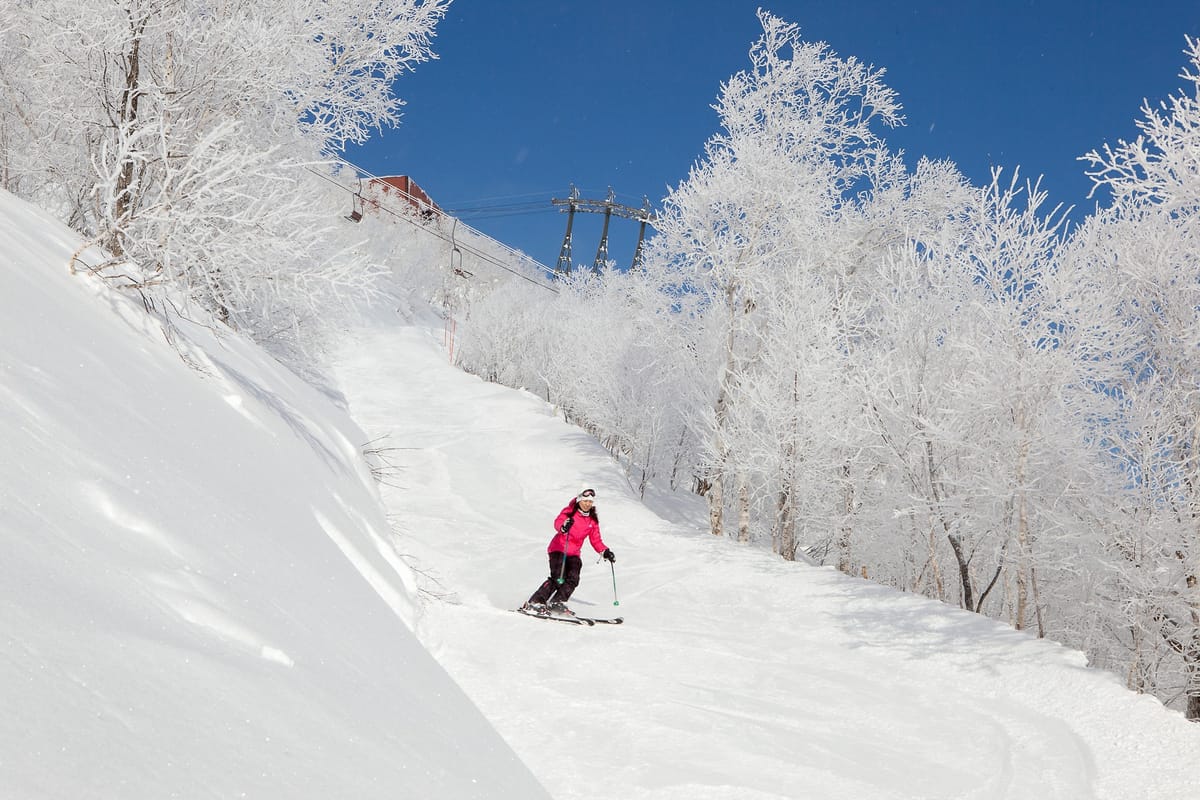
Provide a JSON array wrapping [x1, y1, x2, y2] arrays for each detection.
[[306, 159, 560, 294], [443, 200, 552, 220], [444, 201, 547, 214], [442, 188, 658, 221], [442, 188, 561, 204]]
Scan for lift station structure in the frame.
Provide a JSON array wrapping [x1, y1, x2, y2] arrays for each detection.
[[552, 186, 656, 275]]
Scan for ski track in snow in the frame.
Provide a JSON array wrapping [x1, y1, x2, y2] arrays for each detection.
[[332, 316, 1200, 800]]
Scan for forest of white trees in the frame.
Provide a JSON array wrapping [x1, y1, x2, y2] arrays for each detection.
[[454, 13, 1200, 720], [2, 4, 1197, 720]]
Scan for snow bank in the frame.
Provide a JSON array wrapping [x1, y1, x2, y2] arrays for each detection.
[[0, 189, 550, 799]]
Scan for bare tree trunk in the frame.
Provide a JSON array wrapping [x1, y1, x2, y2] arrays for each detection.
[[737, 478, 751, 543], [775, 484, 796, 560], [1011, 412, 1045, 635], [1029, 563, 1046, 638], [669, 428, 687, 491], [1158, 602, 1200, 721], [1185, 422, 1200, 719], [707, 387, 728, 537], [638, 440, 652, 499], [946, 530, 974, 611], [1015, 430, 1031, 630], [1186, 571, 1199, 721], [923, 434, 973, 609], [918, 522, 946, 601], [108, 10, 149, 257], [773, 371, 801, 560], [837, 462, 853, 573], [1127, 625, 1149, 695], [708, 281, 741, 539], [708, 474, 725, 537]]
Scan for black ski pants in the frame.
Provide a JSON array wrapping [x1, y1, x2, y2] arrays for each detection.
[[529, 551, 582, 605]]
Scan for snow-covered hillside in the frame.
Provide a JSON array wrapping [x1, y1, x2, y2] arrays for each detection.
[[331, 301, 1200, 798], [6, 181, 1200, 800], [0, 189, 550, 799]]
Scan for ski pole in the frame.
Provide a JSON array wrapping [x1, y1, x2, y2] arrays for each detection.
[[556, 530, 570, 585], [609, 560, 620, 606], [555, 516, 574, 584]]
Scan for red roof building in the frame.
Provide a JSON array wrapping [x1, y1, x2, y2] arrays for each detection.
[[363, 175, 440, 220]]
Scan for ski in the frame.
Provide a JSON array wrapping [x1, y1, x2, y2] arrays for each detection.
[[515, 607, 594, 626], [577, 616, 623, 625]]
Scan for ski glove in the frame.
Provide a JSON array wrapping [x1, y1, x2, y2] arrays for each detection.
[[603, 549, 616, 563], [560, 517, 574, 534]]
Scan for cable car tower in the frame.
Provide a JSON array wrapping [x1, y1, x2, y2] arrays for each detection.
[[552, 185, 656, 275]]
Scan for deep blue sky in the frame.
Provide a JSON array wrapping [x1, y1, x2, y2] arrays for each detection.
[[345, 1, 1200, 271]]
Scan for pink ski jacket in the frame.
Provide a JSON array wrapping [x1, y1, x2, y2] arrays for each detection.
[[547, 501, 607, 557]]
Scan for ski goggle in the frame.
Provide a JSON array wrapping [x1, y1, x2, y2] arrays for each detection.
[[578, 489, 597, 501]]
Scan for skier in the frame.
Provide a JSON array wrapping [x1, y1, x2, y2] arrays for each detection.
[[522, 488, 615, 616]]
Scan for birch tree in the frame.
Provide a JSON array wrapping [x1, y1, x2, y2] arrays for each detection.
[[1076, 37, 1200, 718], [1075, 202, 1200, 720], [646, 9, 903, 540], [857, 164, 1119, 630]]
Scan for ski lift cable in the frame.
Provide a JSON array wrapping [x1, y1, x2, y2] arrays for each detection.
[[442, 201, 551, 216], [440, 201, 557, 218], [362, 195, 559, 293], [453, 208, 558, 222], [441, 189, 563, 205], [326, 157, 554, 269], [306, 162, 560, 294]]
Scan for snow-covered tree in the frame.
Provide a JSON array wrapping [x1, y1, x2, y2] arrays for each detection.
[[645, 9, 904, 543], [859, 168, 1117, 633], [0, 0, 447, 353], [424, 12, 1200, 721], [1074, 36, 1200, 718]]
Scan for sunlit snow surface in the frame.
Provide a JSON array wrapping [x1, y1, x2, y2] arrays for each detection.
[[332, 304, 1200, 800], [0, 189, 550, 799], [4, 183, 1199, 800]]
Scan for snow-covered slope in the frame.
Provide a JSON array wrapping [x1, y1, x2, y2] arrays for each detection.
[[7, 178, 1200, 800], [0, 189, 551, 799], [332, 305, 1200, 800]]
